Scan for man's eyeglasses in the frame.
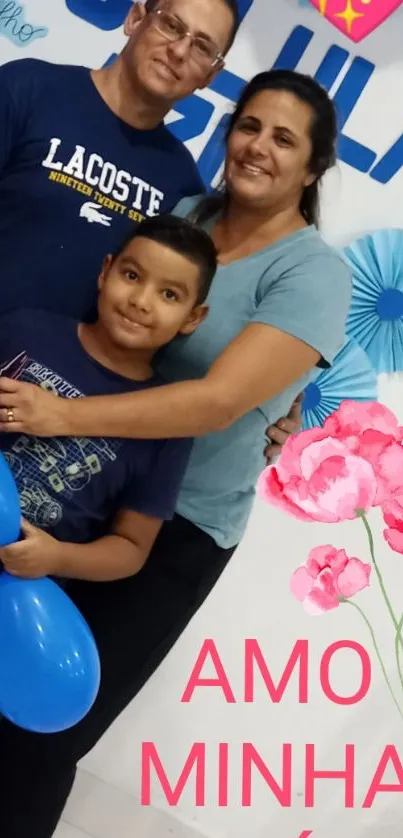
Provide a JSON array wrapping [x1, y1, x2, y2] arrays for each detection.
[[149, 9, 224, 68]]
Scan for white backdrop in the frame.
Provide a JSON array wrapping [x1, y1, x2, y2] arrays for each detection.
[[1, 2, 403, 836]]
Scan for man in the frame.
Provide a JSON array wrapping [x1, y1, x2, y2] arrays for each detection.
[[0, 0, 300, 440], [0, 0, 237, 321], [0, 4, 300, 836]]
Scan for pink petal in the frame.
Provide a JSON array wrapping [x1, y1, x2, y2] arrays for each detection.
[[304, 586, 340, 614], [316, 567, 338, 596], [329, 549, 350, 574], [384, 528, 403, 555], [357, 434, 402, 504], [376, 442, 403, 499], [358, 431, 397, 471], [336, 558, 371, 598], [276, 425, 330, 480], [325, 401, 400, 439], [281, 476, 343, 523], [257, 467, 316, 522], [382, 497, 403, 530], [290, 567, 314, 601], [384, 513, 401, 530], [300, 438, 351, 480], [306, 544, 341, 574], [304, 454, 377, 520]]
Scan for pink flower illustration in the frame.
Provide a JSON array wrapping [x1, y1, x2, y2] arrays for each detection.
[[258, 435, 378, 523], [383, 496, 403, 555], [261, 400, 403, 721], [323, 401, 403, 504], [291, 545, 371, 615], [324, 400, 401, 441]]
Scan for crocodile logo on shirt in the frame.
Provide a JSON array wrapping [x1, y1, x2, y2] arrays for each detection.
[[79, 201, 112, 226]]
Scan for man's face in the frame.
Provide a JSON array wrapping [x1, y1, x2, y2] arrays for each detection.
[[123, 0, 235, 105]]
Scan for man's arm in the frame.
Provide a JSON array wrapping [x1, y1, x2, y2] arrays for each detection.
[[0, 510, 162, 581]]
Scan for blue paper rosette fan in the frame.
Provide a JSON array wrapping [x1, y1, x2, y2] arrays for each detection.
[[302, 338, 378, 429], [344, 229, 403, 373]]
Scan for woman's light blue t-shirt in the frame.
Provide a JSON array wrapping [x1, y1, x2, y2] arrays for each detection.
[[156, 195, 352, 549]]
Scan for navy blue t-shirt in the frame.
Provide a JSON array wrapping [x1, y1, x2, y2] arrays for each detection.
[[0, 310, 193, 545], [0, 58, 204, 321]]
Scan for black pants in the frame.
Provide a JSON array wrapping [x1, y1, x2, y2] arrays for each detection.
[[0, 515, 236, 838]]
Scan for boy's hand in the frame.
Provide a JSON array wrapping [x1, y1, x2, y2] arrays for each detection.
[[0, 520, 61, 579], [264, 393, 303, 464], [0, 377, 67, 437]]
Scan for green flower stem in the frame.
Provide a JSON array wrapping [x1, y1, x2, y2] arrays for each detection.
[[358, 511, 402, 649], [342, 598, 403, 722], [396, 614, 403, 696]]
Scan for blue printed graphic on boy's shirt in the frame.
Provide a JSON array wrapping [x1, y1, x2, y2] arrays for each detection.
[[0, 1, 48, 47], [0, 352, 124, 531], [0, 310, 193, 545]]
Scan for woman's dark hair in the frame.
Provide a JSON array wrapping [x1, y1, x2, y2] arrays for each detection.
[[192, 69, 338, 228], [113, 214, 217, 305]]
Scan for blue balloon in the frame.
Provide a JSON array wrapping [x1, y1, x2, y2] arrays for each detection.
[[0, 572, 101, 733], [0, 452, 21, 546]]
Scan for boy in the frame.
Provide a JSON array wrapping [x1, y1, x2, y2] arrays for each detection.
[[0, 214, 216, 582]]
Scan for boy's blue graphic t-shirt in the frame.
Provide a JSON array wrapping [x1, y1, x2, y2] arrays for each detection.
[[0, 58, 203, 321], [0, 310, 192, 545]]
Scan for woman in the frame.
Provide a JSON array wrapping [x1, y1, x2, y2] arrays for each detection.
[[0, 70, 351, 838]]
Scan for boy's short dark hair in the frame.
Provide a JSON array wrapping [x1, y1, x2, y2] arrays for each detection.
[[114, 214, 217, 305], [144, 0, 240, 52]]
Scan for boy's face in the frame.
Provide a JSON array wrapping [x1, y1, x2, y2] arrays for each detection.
[[97, 236, 208, 354]]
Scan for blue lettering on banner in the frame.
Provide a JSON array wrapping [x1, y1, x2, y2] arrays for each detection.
[[197, 112, 230, 187], [66, 0, 254, 31], [332, 56, 376, 172], [168, 96, 215, 144], [101, 20, 403, 188], [65, 0, 133, 31], [272, 23, 314, 69], [370, 135, 403, 184], [0, 1, 48, 46], [102, 52, 118, 68], [236, 0, 254, 20]]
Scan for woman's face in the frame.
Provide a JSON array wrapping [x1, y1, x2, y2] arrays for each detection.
[[225, 89, 317, 212]]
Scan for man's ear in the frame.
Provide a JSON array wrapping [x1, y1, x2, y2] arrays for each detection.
[[98, 255, 113, 291], [124, 1, 147, 37], [179, 304, 209, 335]]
